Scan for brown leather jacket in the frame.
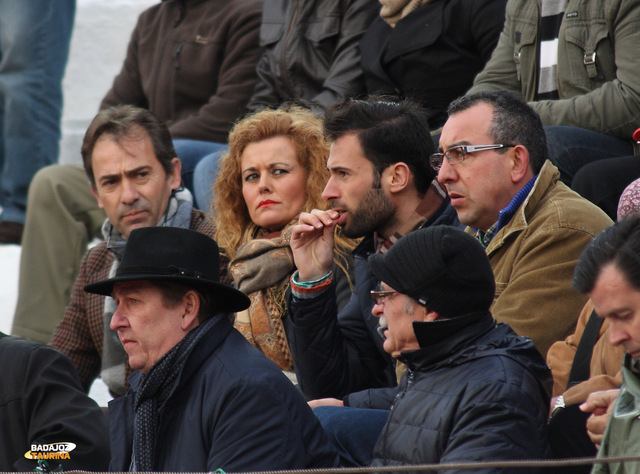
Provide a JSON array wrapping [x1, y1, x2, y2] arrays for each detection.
[[101, 0, 263, 143], [547, 299, 623, 405]]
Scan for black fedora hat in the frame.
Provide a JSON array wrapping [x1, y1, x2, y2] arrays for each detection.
[[84, 227, 250, 313]]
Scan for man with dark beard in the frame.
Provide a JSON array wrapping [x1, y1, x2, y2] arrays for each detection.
[[287, 98, 461, 402]]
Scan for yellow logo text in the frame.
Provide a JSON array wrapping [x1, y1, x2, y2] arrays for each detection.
[[24, 442, 76, 460]]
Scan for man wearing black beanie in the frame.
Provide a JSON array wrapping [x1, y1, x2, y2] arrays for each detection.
[[362, 226, 552, 470]]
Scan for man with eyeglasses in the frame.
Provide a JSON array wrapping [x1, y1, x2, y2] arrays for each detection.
[[364, 225, 551, 469], [466, 0, 640, 187], [435, 90, 612, 358]]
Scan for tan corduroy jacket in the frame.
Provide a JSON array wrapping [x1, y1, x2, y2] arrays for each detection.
[[470, 160, 613, 358]]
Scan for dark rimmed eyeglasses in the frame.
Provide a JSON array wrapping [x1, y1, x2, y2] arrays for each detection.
[[429, 144, 515, 171], [370, 289, 399, 305]]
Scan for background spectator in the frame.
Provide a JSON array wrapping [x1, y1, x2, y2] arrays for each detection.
[[360, 0, 507, 133], [0, 1, 75, 243], [192, 0, 379, 210], [12, 0, 263, 343], [468, 0, 640, 185]]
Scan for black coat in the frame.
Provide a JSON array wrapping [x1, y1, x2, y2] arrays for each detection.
[[0, 333, 109, 471], [360, 0, 507, 129], [109, 315, 340, 472], [287, 202, 461, 400], [366, 313, 552, 473]]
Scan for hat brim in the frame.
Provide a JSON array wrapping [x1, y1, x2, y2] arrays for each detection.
[[84, 273, 250, 313]]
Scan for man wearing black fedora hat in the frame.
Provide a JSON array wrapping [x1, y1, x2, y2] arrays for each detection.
[[360, 226, 551, 468], [87, 226, 340, 472]]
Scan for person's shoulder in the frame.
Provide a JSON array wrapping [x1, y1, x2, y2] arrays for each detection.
[[134, 1, 167, 27], [0, 332, 41, 356], [0, 334, 75, 373], [191, 209, 216, 238], [78, 242, 112, 274], [454, 326, 545, 378], [234, 0, 264, 8], [204, 330, 294, 391], [504, 0, 531, 13], [537, 181, 612, 235], [524, 161, 612, 237], [220, 0, 264, 15]]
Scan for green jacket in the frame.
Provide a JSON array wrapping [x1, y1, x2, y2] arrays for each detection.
[[469, 0, 640, 138], [594, 354, 640, 474], [469, 161, 612, 358]]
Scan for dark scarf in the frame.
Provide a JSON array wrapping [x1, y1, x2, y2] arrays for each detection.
[[132, 316, 216, 471]]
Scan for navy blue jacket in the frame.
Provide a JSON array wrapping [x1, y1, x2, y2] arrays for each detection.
[[368, 313, 552, 472], [109, 315, 340, 472], [287, 201, 461, 399]]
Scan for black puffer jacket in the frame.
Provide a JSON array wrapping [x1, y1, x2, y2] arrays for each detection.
[[247, 0, 378, 112], [368, 313, 552, 473]]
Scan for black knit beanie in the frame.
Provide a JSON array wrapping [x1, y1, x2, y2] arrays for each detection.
[[368, 226, 495, 318]]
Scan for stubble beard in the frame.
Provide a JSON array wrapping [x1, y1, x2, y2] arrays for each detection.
[[341, 187, 396, 238]]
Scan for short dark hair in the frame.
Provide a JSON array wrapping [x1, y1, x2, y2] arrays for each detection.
[[448, 91, 548, 174], [573, 216, 640, 293], [81, 105, 177, 188], [151, 280, 220, 323], [323, 97, 435, 195]]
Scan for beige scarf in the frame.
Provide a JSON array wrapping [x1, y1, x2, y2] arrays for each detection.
[[229, 225, 295, 371], [380, 0, 432, 27]]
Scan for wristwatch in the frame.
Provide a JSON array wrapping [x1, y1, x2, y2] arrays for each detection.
[[551, 395, 566, 418]]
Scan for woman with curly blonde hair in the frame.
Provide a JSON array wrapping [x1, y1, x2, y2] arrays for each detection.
[[213, 106, 354, 375]]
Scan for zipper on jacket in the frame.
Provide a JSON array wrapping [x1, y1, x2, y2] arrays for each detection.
[[173, 44, 183, 69], [280, 0, 299, 96], [389, 369, 414, 411], [151, 1, 186, 116], [379, 369, 415, 457]]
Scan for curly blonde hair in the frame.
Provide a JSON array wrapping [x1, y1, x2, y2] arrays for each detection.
[[214, 106, 336, 259]]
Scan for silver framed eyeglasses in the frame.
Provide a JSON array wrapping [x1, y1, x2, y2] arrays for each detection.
[[429, 144, 515, 171], [370, 289, 399, 305]]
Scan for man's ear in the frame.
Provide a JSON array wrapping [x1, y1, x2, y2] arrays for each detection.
[[424, 309, 440, 322], [386, 162, 411, 194], [510, 145, 532, 183], [181, 290, 201, 330], [168, 157, 182, 191], [90, 185, 105, 209], [414, 303, 439, 322]]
